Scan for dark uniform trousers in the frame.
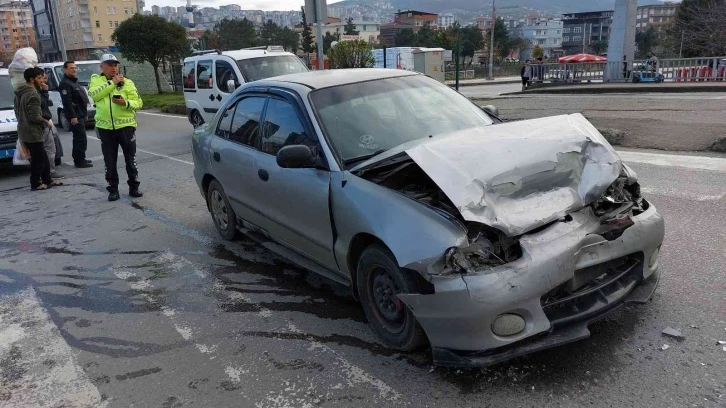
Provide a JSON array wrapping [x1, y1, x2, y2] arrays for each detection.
[[98, 127, 139, 191]]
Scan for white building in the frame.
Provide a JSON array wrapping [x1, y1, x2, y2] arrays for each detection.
[[438, 13, 456, 28], [521, 19, 563, 60]]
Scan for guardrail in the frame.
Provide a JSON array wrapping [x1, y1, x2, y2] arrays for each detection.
[[526, 56, 726, 84], [444, 70, 475, 80]]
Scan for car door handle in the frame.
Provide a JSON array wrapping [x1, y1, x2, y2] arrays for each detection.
[[208, 94, 215, 101], [213, 152, 221, 162], [258, 169, 269, 182]]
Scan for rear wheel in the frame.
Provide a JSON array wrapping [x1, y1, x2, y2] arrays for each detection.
[[190, 110, 204, 128], [207, 180, 237, 240], [357, 244, 427, 351]]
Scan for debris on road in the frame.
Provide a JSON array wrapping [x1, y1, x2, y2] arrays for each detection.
[[709, 136, 726, 153], [660, 344, 670, 351], [599, 128, 627, 146], [662, 327, 685, 340]]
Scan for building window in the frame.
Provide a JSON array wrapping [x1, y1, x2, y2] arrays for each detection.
[[573, 36, 581, 42], [94, 6, 97, 14], [114, 21, 119, 27], [98, 34, 102, 42], [109, 21, 113, 28], [95, 20, 100, 28], [563, 27, 570, 33], [563, 36, 569, 42], [574, 27, 582, 33]]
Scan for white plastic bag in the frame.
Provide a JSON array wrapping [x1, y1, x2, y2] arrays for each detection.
[[8, 48, 38, 89], [12, 139, 30, 166]]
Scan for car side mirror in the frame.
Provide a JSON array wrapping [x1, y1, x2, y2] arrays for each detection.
[[481, 105, 500, 118], [277, 145, 316, 169], [227, 79, 236, 92]]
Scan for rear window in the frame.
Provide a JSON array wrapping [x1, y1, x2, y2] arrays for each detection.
[[236, 55, 307, 82], [183, 61, 196, 90]]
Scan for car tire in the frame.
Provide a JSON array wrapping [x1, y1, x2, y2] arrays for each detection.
[[190, 110, 204, 128], [207, 180, 238, 240], [357, 244, 427, 351]]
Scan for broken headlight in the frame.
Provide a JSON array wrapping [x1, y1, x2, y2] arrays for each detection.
[[443, 224, 523, 275]]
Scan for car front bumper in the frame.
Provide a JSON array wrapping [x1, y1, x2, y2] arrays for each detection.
[[398, 200, 665, 367]]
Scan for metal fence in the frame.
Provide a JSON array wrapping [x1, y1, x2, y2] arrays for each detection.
[[444, 70, 475, 81], [529, 56, 726, 84]]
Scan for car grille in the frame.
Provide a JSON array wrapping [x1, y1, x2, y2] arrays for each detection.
[[541, 253, 643, 327], [0, 130, 18, 145]]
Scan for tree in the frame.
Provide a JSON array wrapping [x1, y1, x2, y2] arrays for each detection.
[[532, 44, 544, 59], [590, 40, 609, 56], [460, 26, 484, 67], [394, 29, 415, 46], [200, 29, 219, 50], [214, 18, 257, 50], [112, 14, 190, 94], [328, 39, 374, 69], [671, 0, 726, 57], [300, 7, 315, 54], [258, 19, 280, 46], [279, 27, 301, 53], [344, 18, 359, 35], [415, 25, 435, 47], [635, 27, 659, 58], [323, 31, 340, 54]]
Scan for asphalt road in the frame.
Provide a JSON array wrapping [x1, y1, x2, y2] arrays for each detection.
[[1, 109, 725, 408]]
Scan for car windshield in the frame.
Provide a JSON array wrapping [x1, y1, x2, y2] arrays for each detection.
[[54, 62, 97, 86], [0, 76, 13, 110], [236, 55, 307, 82], [310, 75, 495, 164]]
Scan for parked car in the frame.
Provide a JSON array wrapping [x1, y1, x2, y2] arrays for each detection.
[[183, 46, 308, 127], [37, 61, 97, 130], [192, 69, 665, 367], [0, 69, 19, 162]]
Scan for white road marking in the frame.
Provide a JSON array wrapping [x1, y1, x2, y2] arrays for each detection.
[[138, 111, 186, 119], [0, 287, 106, 408], [619, 151, 726, 172]]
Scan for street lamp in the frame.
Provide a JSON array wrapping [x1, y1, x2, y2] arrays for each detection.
[[488, 0, 495, 80]]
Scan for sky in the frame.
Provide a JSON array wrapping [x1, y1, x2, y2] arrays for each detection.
[[145, 0, 345, 12]]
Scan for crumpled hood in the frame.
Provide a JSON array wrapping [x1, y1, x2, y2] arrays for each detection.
[[403, 113, 623, 237]]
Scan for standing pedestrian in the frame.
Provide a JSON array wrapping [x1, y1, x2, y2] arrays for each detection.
[[14, 67, 63, 191], [535, 57, 545, 82], [59, 61, 93, 168], [88, 54, 143, 201], [520, 60, 532, 91], [37, 71, 63, 179]]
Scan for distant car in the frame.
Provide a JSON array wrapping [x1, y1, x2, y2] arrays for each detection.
[[183, 46, 308, 127], [0, 69, 19, 162], [192, 69, 665, 367]]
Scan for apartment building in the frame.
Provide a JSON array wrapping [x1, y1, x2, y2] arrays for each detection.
[[56, 0, 137, 60], [521, 18, 563, 60], [636, 2, 677, 32], [561, 10, 613, 55], [0, 1, 36, 56]]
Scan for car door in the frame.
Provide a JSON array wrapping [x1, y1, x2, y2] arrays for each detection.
[[249, 90, 337, 270], [209, 94, 268, 229], [43, 67, 62, 125], [213, 59, 240, 107], [195, 59, 217, 123]]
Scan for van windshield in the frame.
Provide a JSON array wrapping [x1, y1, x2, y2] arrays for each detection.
[[0, 76, 13, 110], [236, 55, 307, 82], [54, 62, 98, 86]]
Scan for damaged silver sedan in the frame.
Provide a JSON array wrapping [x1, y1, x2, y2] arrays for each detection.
[[192, 69, 665, 367]]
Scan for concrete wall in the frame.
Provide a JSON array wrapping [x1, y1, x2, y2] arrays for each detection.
[[116, 55, 173, 94]]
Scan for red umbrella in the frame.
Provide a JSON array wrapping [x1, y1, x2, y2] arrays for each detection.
[[558, 54, 607, 63]]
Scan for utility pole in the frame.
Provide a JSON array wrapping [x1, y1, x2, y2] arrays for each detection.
[[487, 0, 495, 80], [313, 0, 324, 70]]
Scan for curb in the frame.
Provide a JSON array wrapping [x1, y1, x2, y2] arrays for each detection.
[[503, 84, 726, 95], [447, 79, 522, 88]]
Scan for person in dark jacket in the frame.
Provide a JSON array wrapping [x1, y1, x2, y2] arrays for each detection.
[[37, 71, 63, 179], [14, 68, 62, 191], [59, 61, 93, 168]]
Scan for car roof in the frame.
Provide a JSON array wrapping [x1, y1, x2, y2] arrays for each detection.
[[39, 60, 101, 66], [186, 50, 295, 61], [261, 68, 420, 90]]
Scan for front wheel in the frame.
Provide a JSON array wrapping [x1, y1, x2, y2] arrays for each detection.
[[190, 110, 204, 128], [357, 244, 427, 351], [207, 180, 238, 240]]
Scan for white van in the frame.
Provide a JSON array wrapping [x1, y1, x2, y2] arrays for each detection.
[[183, 46, 308, 126], [38, 61, 97, 130], [0, 68, 19, 162]]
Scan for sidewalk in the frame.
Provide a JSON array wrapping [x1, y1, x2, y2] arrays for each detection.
[[506, 81, 726, 95], [445, 76, 521, 87]]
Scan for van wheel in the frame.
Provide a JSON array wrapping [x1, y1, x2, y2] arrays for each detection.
[[357, 244, 427, 351], [207, 180, 237, 240], [59, 110, 70, 131], [190, 110, 204, 127]]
